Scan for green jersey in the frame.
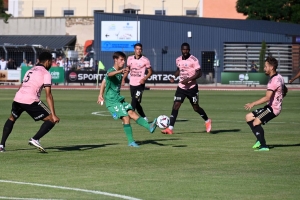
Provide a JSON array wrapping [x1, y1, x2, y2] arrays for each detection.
[[104, 67, 125, 105]]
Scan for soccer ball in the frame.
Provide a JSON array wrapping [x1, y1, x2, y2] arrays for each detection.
[[156, 115, 170, 129]]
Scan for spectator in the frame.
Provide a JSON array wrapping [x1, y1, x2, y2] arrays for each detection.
[[56, 56, 64, 67], [52, 58, 58, 67], [64, 58, 72, 71], [94, 60, 99, 71], [20, 59, 27, 67], [0, 57, 7, 70], [250, 61, 258, 72], [28, 61, 33, 67], [7, 58, 17, 70]]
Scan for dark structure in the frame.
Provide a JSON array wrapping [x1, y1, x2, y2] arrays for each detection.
[[94, 12, 300, 81]]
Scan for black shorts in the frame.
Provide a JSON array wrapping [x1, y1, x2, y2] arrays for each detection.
[[174, 85, 199, 105], [252, 105, 276, 125], [130, 84, 145, 103], [11, 101, 51, 121]]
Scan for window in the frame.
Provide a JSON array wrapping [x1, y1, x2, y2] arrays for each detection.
[[155, 10, 166, 15], [186, 10, 197, 16], [123, 9, 137, 14], [64, 10, 74, 16], [34, 10, 44, 17]]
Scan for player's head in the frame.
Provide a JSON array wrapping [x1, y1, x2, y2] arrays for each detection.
[[264, 56, 278, 75], [38, 52, 53, 70], [181, 42, 190, 57], [113, 51, 126, 69], [134, 43, 143, 57]]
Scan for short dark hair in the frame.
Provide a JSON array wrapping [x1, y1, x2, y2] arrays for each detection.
[[134, 43, 143, 48], [113, 51, 126, 60], [38, 52, 52, 63], [265, 56, 278, 69], [181, 42, 190, 50]]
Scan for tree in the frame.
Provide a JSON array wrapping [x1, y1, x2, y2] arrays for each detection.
[[0, 0, 12, 24], [236, 0, 300, 24], [259, 41, 266, 72]]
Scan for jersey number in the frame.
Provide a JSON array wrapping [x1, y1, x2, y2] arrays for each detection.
[[23, 72, 33, 83]]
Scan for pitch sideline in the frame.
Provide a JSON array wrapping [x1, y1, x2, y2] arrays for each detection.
[[0, 180, 142, 200]]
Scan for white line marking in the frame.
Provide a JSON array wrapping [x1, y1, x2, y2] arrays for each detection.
[[91, 111, 111, 116], [0, 180, 142, 200], [0, 197, 62, 200]]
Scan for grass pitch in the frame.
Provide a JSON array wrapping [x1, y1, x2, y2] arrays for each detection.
[[0, 89, 300, 200]]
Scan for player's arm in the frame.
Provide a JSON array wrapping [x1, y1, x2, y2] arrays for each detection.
[[289, 71, 300, 83], [140, 67, 152, 84], [97, 79, 106, 105], [108, 68, 127, 77], [170, 68, 180, 83], [44, 86, 60, 123], [180, 69, 201, 84], [244, 90, 273, 110], [121, 66, 130, 86]]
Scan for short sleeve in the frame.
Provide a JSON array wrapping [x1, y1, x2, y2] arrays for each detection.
[[267, 78, 279, 91], [145, 58, 151, 68], [127, 57, 131, 66], [44, 73, 52, 87], [193, 59, 201, 70]]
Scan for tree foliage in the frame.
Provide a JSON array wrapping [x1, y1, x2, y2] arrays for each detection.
[[0, 0, 12, 24], [236, 0, 300, 24]]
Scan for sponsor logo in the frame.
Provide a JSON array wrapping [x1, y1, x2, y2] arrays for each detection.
[[12, 111, 18, 118], [69, 72, 77, 81], [34, 114, 44, 120], [112, 112, 118, 119], [51, 71, 60, 79]]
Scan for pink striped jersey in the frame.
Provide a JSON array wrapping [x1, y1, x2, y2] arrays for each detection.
[[176, 54, 201, 90], [127, 55, 151, 86], [267, 73, 285, 115], [14, 65, 52, 104]]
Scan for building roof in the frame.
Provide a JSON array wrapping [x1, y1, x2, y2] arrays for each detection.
[[0, 35, 77, 49], [97, 12, 300, 36]]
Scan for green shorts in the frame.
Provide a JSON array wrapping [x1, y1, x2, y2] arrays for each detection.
[[107, 101, 133, 119]]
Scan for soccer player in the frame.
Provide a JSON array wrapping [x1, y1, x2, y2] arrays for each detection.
[[97, 51, 157, 147], [244, 56, 287, 151], [161, 42, 212, 135], [0, 52, 60, 153], [122, 43, 153, 122]]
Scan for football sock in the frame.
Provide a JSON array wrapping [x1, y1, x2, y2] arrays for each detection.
[[136, 103, 146, 118], [253, 125, 266, 147], [247, 120, 258, 139], [123, 124, 134, 143], [195, 107, 208, 121], [170, 109, 179, 126], [1, 119, 15, 147], [136, 117, 149, 130], [32, 120, 55, 140], [168, 126, 174, 130]]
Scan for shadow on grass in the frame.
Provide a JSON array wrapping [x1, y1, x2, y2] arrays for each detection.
[[268, 143, 300, 149], [210, 129, 241, 134], [136, 138, 180, 146], [176, 129, 241, 134], [46, 143, 118, 152]]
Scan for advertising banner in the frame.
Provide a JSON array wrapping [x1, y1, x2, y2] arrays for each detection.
[[0, 70, 21, 83], [101, 21, 140, 51], [66, 71, 180, 83], [21, 67, 65, 83], [221, 72, 268, 85]]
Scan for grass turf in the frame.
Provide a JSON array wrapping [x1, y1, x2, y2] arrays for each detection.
[[0, 89, 300, 200]]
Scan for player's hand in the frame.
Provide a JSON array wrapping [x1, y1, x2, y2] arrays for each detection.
[[121, 80, 125, 86], [180, 79, 190, 85], [139, 78, 146, 84], [244, 103, 254, 110], [169, 75, 175, 83], [52, 115, 60, 123], [97, 95, 104, 105], [288, 79, 293, 84]]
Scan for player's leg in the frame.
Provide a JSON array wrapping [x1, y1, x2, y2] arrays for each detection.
[[121, 115, 138, 147], [25, 101, 55, 152], [188, 87, 211, 132], [127, 105, 157, 133], [130, 85, 147, 119], [162, 87, 185, 134], [245, 112, 260, 148], [1, 102, 24, 152]]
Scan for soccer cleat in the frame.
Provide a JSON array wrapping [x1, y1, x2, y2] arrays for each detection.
[[128, 141, 139, 147], [149, 118, 157, 133], [252, 141, 261, 149], [28, 138, 46, 152], [161, 128, 173, 135], [205, 119, 212, 133], [0, 145, 5, 152], [254, 147, 270, 152]]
